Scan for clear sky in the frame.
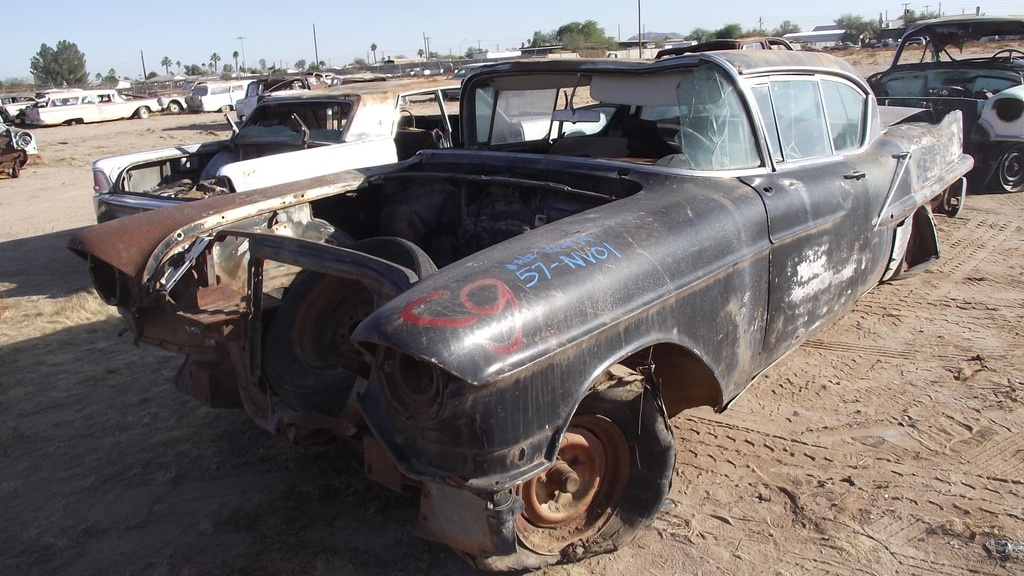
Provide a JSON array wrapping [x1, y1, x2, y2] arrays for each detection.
[[2, 0, 1020, 82]]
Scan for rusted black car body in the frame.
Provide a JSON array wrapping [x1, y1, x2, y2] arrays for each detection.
[[69, 52, 971, 569]]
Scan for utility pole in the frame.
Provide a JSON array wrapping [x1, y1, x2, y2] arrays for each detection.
[[902, 2, 910, 15], [637, 0, 643, 55], [313, 24, 320, 68], [140, 50, 148, 79], [236, 36, 247, 72]]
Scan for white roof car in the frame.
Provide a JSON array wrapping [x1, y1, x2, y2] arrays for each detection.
[[92, 79, 459, 221]]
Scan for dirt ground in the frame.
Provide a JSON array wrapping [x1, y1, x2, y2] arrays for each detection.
[[1, 50, 1023, 576]]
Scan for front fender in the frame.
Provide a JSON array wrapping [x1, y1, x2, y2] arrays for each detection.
[[351, 182, 771, 489]]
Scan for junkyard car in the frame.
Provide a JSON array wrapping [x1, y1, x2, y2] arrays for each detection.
[[21, 89, 162, 127], [69, 52, 971, 570], [656, 36, 793, 59], [91, 79, 457, 222], [0, 94, 39, 123], [183, 80, 250, 113], [1, 121, 37, 177], [868, 15, 1024, 191], [234, 73, 330, 121]]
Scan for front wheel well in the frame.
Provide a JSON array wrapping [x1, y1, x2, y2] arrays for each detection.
[[621, 343, 722, 417]]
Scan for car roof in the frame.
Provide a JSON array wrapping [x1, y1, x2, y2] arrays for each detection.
[[467, 50, 862, 84], [259, 78, 458, 104], [656, 37, 793, 59], [902, 15, 1024, 42]]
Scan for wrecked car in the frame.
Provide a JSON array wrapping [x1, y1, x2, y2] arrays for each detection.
[[21, 89, 162, 127], [1, 121, 37, 178], [234, 73, 330, 122], [69, 51, 971, 570], [656, 36, 794, 59], [868, 15, 1024, 192], [91, 79, 457, 222], [0, 94, 38, 124]]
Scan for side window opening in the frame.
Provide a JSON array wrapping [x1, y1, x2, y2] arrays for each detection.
[[751, 84, 783, 164], [769, 79, 832, 161], [820, 80, 865, 153], [663, 64, 761, 170]]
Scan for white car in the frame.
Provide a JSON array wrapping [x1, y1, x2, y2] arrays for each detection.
[[21, 89, 161, 126], [92, 79, 458, 221], [234, 73, 329, 121], [184, 80, 249, 113]]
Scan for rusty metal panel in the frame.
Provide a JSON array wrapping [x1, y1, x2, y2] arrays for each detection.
[[363, 435, 404, 494]]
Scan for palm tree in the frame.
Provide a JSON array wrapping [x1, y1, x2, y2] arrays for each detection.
[[370, 43, 378, 64], [175, 60, 181, 74], [209, 53, 221, 74], [161, 56, 172, 75], [232, 51, 239, 74]]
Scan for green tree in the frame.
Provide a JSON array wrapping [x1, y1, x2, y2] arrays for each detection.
[[101, 68, 119, 88], [352, 57, 368, 67], [294, 59, 307, 70], [556, 20, 617, 52], [232, 51, 239, 73], [2, 76, 31, 90], [209, 53, 221, 72], [714, 23, 744, 39], [688, 28, 714, 41], [527, 20, 617, 52], [902, 9, 939, 25], [835, 14, 879, 43], [835, 13, 876, 43], [29, 40, 88, 87], [772, 20, 801, 36], [160, 56, 172, 75], [528, 30, 557, 47], [175, 60, 181, 74], [146, 71, 158, 79], [370, 43, 378, 64]]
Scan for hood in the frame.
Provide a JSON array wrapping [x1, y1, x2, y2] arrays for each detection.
[[351, 174, 767, 384], [68, 169, 372, 279]]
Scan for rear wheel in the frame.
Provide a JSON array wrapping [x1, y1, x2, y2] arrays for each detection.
[[998, 144, 1024, 193], [136, 107, 151, 119], [166, 101, 182, 114], [465, 365, 675, 570]]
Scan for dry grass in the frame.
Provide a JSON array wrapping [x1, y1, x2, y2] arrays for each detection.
[[929, 517, 1019, 543]]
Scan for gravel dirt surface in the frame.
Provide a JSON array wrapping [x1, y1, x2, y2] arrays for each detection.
[[1, 51, 1022, 576]]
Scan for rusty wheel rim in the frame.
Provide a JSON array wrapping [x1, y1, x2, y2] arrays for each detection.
[[515, 414, 630, 554], [290, 278, 372, 370]]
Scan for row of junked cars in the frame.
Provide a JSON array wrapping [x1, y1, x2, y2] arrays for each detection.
[[57, 15, 1022, 570], [0, 71, 378, 180]]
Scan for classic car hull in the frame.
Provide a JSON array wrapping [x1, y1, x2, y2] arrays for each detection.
[[69, 52, 973, 570]]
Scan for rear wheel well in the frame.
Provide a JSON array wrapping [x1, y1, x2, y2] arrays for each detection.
[[904, 206, 940, 269], [621, 343, 721, 417]]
